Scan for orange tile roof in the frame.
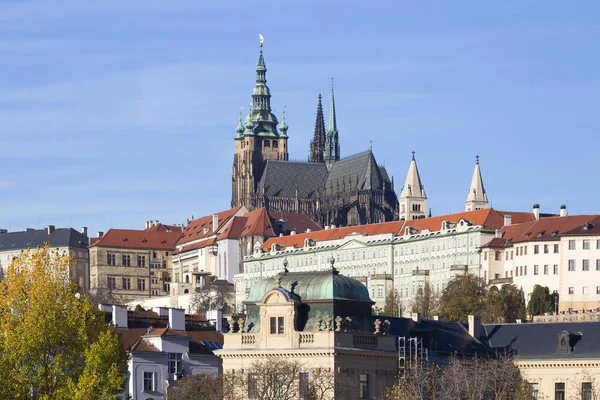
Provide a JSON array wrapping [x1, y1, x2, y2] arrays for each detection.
[[262, 220, 404, 250], [90, 228, 181, 250], [217, 209, 322, 240], [173, 237, 216, 255], [130, 336, 161, 352], [261, 208, 536, 250], [483, 214, 600, 247], [401, 208, 532, 234], [145, 223, 183, 233], [176, 207, 242, 246]]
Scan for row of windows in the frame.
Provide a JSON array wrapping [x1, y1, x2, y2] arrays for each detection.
[[107, 276, 148, 291], [514, 264, 559, 277], [567, 286, 600, 295], [568, 239, 600, 250], [105, 251, 168, 267], [567, 259, 600, 271], [533, 244, 560, 254]]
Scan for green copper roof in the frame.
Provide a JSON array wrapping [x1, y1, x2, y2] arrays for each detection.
[[236, 46, 284, 139], [246, 271, 373, 304]]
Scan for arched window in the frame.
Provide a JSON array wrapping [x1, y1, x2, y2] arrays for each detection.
[[184, 289, 189, 294]]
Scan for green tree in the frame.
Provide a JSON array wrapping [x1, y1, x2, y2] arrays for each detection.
[[411, 282, 439, 319], [483, 284, 527, 323], [439, 274, 486, 323], [0, 246, 128, 400], [383, 289, 404, 317], [527, 285, 553, 317]]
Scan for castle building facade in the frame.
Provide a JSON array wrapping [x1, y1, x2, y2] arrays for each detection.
[[231, 45, 398, 228]]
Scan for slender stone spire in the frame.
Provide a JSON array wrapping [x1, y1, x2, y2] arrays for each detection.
[[399, 151, 427, 220], [324, 78, 340, 170], [309, 94, 326, 163], [465, 155, 489, 211]]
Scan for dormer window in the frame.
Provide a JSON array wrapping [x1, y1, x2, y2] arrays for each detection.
[[269, 317, 284, 335]]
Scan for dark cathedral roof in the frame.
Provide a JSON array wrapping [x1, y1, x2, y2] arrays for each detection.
[[258, 151, 392, 200], [326, 150, 390, 193], [258, 160, 328, 199]]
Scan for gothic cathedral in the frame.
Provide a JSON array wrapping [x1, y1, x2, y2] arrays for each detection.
[[231, 44, 399, 227]]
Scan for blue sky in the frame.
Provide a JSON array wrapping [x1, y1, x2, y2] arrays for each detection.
[[1, 0, 599, 236]]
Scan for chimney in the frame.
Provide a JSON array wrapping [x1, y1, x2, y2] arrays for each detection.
[[212, 213, 219, 232], [533, 204, 540, 220], [331, 224, 336, 229], [168, 308, 186, 331], [560, 205, 567, 217], [154, 220, 159, 226], [206, 310, 223, 332], [156, 307, 169, 317], [290, 230, 296, 236], [97, 231, 104, 238], [433, 315, 441, 321], [306, 228, 312, 233], [145, 221, 150, 229], [411, 312, 421, 323], [503, 214, 512, 227], [81, 226, 88, 237], [468, 315, 482, 339], [516, 319, 522, 324], [47, 225, 55, 235], [495, 229, 502, 238], [111, 305, 128, 329]]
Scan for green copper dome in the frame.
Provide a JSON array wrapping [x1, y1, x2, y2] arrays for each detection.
[[246, 271, 373, 304]]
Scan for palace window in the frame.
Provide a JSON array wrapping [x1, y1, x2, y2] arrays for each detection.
[[137, 255, 146, 268], [553, 264, 558, 274], [568, 260, 575, 271], [122, 254, 131, 267], [583, 259, 590, 271], [583, 239, 590, 249], [495, 251, 500, 261], [568, 240, 575, 250], [568, 287, 574, 295], [359, 373, 369, 399], [533, 265, 538, 275], [299, 372, 309, 398], [582, 382, 592, 400], [554, 244, 559, 253], [138, 278, 146, 291], [543, 244, 548, 254], [583, 287, 589, 295], [153, 251, 157, 259], [107, 253, 116, 266], [543, 265, 548, 275], [529, 383, 539, 400], [272, 140, 278, 148], [597, 259, 600, 271], [534, 245, 539, 254], [270, 316, 284, 335], [554, 382, 565, 400], [263, 140, 270, 148], [168, 353, 182, 375], [107, 277, 116, 290], [143, 372, 154, 392], [122, 277, 131, 290]]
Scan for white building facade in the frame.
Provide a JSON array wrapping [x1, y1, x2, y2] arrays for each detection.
[[236, 208, 527, 311]]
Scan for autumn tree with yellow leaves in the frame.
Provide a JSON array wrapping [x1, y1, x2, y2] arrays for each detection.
[[0, 245, 128, 400]]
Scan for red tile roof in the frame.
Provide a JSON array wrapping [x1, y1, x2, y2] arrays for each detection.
[[173, 237, 216, 255], [218, 209, 322, 240], [176, 207, 242, 246], [90, 228, 181, 250], [262, 220, 404, 250], [130, 336, 161, 352], [261, 208, 536, 251], [145, 223, 183, 233], [482, 214, 600, 248]]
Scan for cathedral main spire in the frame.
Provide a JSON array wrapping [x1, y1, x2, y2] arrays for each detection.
[[465, 155, 489, 211], [309, 94, 326, 163], [399, 151, 427, 220], [324, 79, 340, 170]]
